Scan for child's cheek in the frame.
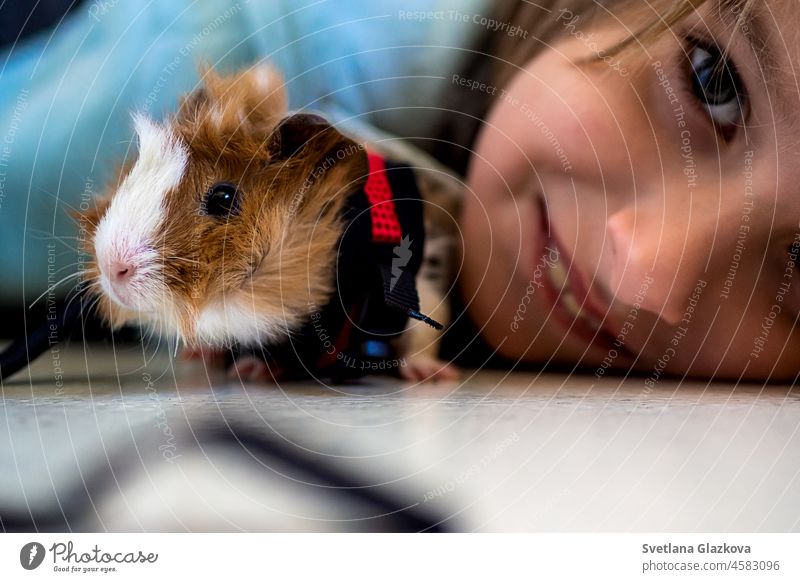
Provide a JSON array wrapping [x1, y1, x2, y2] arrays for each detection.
[[488, 46, 646, 195]]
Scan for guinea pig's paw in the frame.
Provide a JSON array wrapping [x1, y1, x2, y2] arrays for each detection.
[[400, 355, 460, 384], [179, 345, 228, 367], [227, 355, 283, 383]]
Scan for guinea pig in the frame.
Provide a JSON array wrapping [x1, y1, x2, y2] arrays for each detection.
[[80, 64, 458, 382]]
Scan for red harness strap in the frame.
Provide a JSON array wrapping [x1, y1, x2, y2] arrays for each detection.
[[363, 153, 403, 244], [315, 154, 402, 370]]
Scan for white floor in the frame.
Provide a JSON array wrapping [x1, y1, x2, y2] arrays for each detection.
[[1, 343, 799, 532]]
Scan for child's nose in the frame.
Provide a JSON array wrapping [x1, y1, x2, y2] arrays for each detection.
[[603, 203, 714, 325]]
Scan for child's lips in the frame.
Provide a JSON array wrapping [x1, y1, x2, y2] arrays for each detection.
[[534, 197, 632, 358]]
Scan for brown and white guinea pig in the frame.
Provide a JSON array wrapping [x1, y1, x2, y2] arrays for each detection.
[[80, 64, 458, 382]]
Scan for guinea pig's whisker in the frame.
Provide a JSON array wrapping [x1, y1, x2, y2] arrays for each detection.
[[147, 283, 179, 351], [31, 185, 95, 230], [78, 292, 104, 323], [28, 240, 82, 257], [147, 324, 163, 359], [47, 234, 84, 242], [88, 293, 103, 314], [63, 278, 87, 303], [33, 186, 83, 215], [27, 228, 83, 249], [69, 280, 102, 317], [52, 251, 82, 261], [28, 271, 84, 308], [139, 322, 160, 367], [48, 261, 87, 277], [157, 314, 171, 356]]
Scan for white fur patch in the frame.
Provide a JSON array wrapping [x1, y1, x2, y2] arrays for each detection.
[[253, 63, 272, 91], [197, 295, 286, 346], [94, 114, 188, 271]]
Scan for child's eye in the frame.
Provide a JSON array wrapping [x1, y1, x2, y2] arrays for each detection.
[[688, 41, 746, 139]]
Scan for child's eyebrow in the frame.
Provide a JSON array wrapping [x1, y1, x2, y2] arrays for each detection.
[[718, 0, 773, 67], [717, 0, 791, 108]]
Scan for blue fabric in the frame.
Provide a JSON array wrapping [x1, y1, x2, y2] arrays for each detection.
[[0, 0, 487, 302]]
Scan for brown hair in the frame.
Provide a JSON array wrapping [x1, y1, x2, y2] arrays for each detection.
[[431, 0, 759, 174]]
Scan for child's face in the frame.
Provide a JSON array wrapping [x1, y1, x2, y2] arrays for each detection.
[[462, 3, 800, 380]]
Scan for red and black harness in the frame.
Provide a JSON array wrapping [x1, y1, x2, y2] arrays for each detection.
[[245, 153, 441, 380]]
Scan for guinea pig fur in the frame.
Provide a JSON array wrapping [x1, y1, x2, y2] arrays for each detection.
[[79, 65, 369, 349]]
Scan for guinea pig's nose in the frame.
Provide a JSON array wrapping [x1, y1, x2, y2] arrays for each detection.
[[109, 260, 136, 284]]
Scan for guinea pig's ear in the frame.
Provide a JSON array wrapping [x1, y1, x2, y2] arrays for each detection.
[[268, 113, 368, 208], [266, 113, 332, 158], [178, 63, 288, 137]]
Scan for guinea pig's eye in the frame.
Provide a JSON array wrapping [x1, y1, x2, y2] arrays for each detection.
[[202, 182, 241, 218]]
